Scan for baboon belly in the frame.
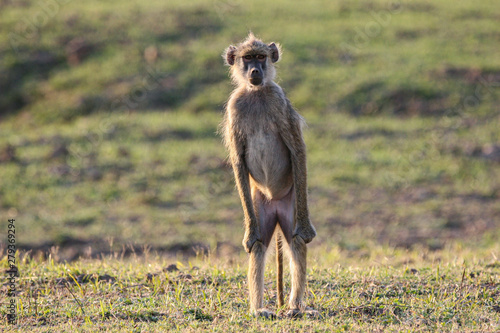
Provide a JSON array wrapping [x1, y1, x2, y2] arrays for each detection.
[[246, 131, 292, 199]]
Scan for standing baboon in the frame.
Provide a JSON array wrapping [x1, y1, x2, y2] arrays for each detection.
[[220, 33, 317, 318]]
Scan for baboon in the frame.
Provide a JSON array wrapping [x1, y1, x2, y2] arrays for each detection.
[[220, 33, 317, 318]]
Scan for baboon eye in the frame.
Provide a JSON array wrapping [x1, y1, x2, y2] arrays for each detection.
[[257, 55, 266, 60], [244, 55, 252, 60]]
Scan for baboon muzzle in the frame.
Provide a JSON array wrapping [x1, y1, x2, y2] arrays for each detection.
[[250, 77, 263, 85], [249, 67, 263, 86]]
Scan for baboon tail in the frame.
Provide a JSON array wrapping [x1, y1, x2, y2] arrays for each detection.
[[276, 231, 284, 308]]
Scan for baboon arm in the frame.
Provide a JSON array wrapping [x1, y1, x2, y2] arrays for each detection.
[[233, 157, 257, 224], [290, 135, 309, 223], [280, 103, 316, 243], [280, 103, 309, 216], [229, 139, 261, 252]]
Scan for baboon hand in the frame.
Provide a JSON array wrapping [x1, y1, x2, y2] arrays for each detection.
[[294, 220, 316, 244], [242, 229, 262, 253]]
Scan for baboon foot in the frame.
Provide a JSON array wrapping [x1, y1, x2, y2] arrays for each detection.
[[285, 307, 320, 319], [304, 308, 320, 318], [285, 308, 302, 318], [255, 308, 276, 319]]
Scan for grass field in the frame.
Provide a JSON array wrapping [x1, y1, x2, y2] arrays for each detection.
[[1, 244, 499, 331], [0, 0, 499, 331]]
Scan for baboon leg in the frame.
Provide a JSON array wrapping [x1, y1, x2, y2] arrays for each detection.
[[248, 241, 276, 319], [275, 187, 307, 312], [288, 235, 307, 311], [248, 240, 267, 314], [276, 186, 295, 244], [253, 187, 278, 248], [249, 188, 277, 318]]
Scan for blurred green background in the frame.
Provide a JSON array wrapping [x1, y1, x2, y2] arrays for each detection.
[[0, 0, 499, 260]]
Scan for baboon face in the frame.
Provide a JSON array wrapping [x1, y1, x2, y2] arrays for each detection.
[[224, 34, 281, 88], [242, 53, 267, 86]]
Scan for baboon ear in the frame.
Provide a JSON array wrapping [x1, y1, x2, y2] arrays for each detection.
[[268, 42, 280, 63], [224, 45, 237, 66]]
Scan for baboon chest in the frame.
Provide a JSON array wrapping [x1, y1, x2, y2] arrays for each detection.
[[243, 114, 292, 198]]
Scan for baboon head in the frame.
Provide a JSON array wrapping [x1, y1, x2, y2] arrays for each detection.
[[223, 33, 281, 88]]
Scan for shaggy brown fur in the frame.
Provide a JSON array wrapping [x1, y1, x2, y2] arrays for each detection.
[[220, 33, 317, 318]]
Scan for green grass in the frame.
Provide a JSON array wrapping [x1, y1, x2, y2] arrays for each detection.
[[0, 0, 499, 330], [1, 244, 499, 331], [1, 110, 498, 256], [1, 0, 499, 120]]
